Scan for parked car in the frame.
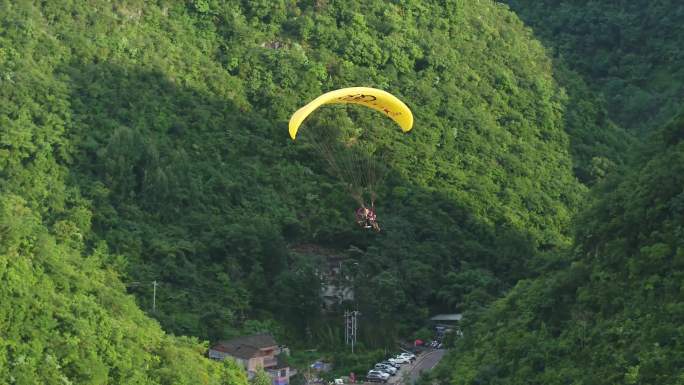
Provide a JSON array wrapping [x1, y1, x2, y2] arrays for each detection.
[[385, 358, 402, 366], [374, 364, 397, 375], [392, 355, 410, 364], [397, 352, 416, 362], [366, 373, 387, 383], [381, 360, 400, 369], [373, 367, 395, 377], [367, 370, 390, 381]]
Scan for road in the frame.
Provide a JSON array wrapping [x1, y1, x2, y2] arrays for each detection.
[[386, 349, 447, 385], [406, 349, 446, 384]]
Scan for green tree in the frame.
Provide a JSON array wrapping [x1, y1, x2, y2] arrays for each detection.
[[251, 368, 273, 385]]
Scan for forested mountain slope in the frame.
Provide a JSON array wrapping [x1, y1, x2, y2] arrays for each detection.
[[438, 111, 684, 384], [61, 0, 591, 341], [420, 3, 684, 384], [0, 197, 247, 384], [504, 0, 684, 134], [1, 0, 632, 382]]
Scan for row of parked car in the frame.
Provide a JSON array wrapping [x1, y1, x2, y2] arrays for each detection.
[[366, 352, 416, 383]]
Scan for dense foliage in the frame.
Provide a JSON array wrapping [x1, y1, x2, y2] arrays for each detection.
[[438, 112, 684, 384], [7, 0, 674, 383], [0, 197, 248, 383], [0, 2, 249, 383], [431, 3, 684, 384], [504, 0, 684, 134], [0, 0, 598, 351]]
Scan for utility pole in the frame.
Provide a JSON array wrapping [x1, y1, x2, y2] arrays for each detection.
[[344, 310, 360, 353], [344, 311, 349, 346], [152, 280, 157, 312], [125, 280, 159, 313], [351, 310, 358, 354]]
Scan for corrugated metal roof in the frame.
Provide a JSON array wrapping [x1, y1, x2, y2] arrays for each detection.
[[429, 313, 463, 322]]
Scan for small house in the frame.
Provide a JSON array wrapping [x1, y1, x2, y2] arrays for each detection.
[[209, 334, 293, 385]]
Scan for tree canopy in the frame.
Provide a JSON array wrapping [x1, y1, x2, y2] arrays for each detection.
[[4, 0, 680, 383], [440, 111, 684, 385], [1, 0, 594, 349], [505, 0, 684, 134]]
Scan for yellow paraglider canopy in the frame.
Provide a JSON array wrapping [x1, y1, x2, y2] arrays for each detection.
[[288, 87, 413, 139]]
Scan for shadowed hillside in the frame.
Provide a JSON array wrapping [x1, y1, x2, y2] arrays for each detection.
[[436, 112, 684, 385], [504, 0, 684, 134], [0, 1, 642, 383]]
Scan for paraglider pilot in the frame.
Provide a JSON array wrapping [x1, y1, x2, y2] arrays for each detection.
[[355, 203, 380, 232]]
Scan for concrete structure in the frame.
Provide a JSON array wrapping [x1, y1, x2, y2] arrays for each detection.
[[320, 255, 355, 310], [429, 314, 463, 338], [290, 244, 355, 311]]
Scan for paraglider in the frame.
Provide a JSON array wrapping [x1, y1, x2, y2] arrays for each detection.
[[288, 87, 413, 140], [289, 87, 413, 231]]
